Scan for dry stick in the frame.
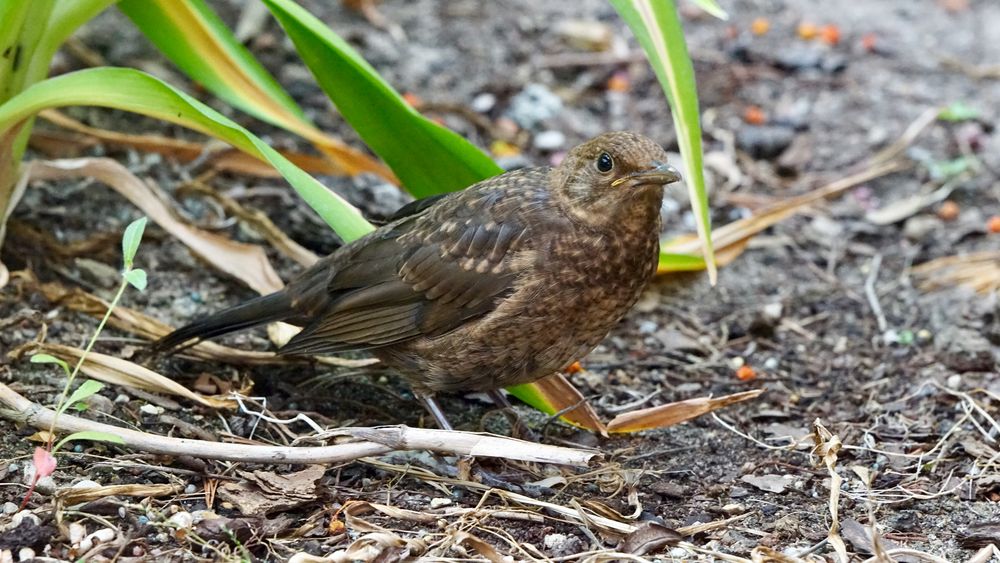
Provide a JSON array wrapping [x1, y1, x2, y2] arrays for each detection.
[[0, 383, 596, 467], [864, 253, 888, 334]]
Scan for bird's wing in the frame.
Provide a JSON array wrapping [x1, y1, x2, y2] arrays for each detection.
[[280, 180, 539, 356]]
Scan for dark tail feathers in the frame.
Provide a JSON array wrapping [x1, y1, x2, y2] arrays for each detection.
[[155, 291, 295, 352]]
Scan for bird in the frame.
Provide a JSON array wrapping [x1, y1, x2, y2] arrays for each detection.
[[156, 131, 681, 430]]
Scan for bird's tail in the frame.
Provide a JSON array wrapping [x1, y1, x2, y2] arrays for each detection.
[[154, 291, 295, 352]]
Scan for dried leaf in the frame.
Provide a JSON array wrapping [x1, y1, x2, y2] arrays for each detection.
[[55, 483, 182, 505], [740, 473, 794, 493], [865, 184, 953, 225], [218, 465, 325, 515], [515, 373, 608, 433], [28, 158, 284, 295], [30, 343, 234, 409], [622, 521, 682, 555], [607, 389, 763, 433]]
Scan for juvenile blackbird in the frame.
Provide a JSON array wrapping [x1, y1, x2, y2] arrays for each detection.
[[157, 131, 681, 429]]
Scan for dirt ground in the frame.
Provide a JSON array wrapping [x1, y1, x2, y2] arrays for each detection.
[[2, 0, 999, 561]]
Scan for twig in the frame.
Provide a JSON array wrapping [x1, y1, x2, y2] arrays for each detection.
[[0, 382, 597, 466], [864, 253, 888, 334]]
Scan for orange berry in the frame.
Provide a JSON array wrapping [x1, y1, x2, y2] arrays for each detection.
[[820, 24, 841, 46], [736, 365, 757, 381], [797, 22, 819, 41], [402, 92, 423, 107], [565, 361, 583, 374], [937, 200, 960, 221], [743, 105, 767, 125], [751, 18, 770, 36], [987, 215, 1000, 234], [607, 71, 630, 93], [860, 32, 878, 52]]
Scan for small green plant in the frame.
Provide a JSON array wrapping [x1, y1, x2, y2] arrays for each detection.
[[19, 217, 147, 509]]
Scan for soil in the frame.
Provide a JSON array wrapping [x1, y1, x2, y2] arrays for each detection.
[[2, 0, 999, 561]]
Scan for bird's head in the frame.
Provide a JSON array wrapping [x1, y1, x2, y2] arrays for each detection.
[[550, 131, 680, 226]]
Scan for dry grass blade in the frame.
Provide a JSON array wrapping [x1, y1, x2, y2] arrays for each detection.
[[607, 389, 763, 433], [28, 158, 284, 295], [662, 158, 910, 262], [529, 372, 608, 433], [180, 178, 319, 267], [23, 342, 235, 409], [813, 419, 849, 563], [33, 109, 348, 178], [0, 120, 30, 290], [912, 250, 1000, 294], [55, 483, 183, 506], [0, 382, 596, 466]]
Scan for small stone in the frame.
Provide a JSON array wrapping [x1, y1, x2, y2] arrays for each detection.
[[506, 84, 563, 129], [721, 503, 745, 515], [114, 394, 130, 404], [764, 357, 779, 370], [71, 479, 101, 489], [637, 320, 658, 334], [168, 511, 193, 529], [730, 356, 745, 369], [533, 130, 566, 151], [185, 484, 196, 494], [16, 548, 33, 562], [86, 528, 115, 545], [736, 125, 796, 160], [69, 522, 86, 545], [762, 302, 783, 321], [10, 512, 40, 529], [139, 404, 164, 416], [947, 374, 961, 389], [935, 326, 996, 372], [74, 258, 119, 289], [902, 215, 942, 241], [191, 510, 218, 524], [429, 497, 452, 508], [470, 93, 496, 113], [543, 533, 581, 556], [2, 502, 18, 515]]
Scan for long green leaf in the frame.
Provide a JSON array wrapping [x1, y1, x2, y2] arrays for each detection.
[[117, 0, 393, 179], [610, 0, 717, 283], [261, 0, 503, 198], [0, 67, 373, 242]]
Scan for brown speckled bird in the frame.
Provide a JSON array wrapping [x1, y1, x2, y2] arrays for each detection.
[[158, 131, 680, 429]]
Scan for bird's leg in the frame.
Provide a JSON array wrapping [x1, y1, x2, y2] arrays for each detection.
[[416, 392, 454, 431], [487, 389, 537, 441]]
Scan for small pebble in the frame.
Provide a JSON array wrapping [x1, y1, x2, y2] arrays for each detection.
[[429, 497, 452, 508], [2, 502, 18, 515], [637, 320, 658, 334], [86, 528, 115, 545], [137, 516, 149, 525], [114, 394, 130, 404], [947, 374, 961, 389], [168, 511, 193, 529], [730, 356, 745, 369], [764, 357, 779, 370], [16, 548, 33, 563], [506, 83, 563, 129], [10, 512, 40, 528], [533, 130, 566, 151], [470, 92, 496, 113], [185, 484, 196, 494], [1, 549, 11, 563], [722, 503, 745, 515], [72, 479, 101, 489], [191, 510, 218, 524], [69, 522, 87, 545], [139, 404, 164, 416]]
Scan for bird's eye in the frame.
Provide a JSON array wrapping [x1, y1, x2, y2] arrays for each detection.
[[596, 152, 614, 173]]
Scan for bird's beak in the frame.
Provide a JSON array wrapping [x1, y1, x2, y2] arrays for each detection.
[[612, 162, 682, 187]]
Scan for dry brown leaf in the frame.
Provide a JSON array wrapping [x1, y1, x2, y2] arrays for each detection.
[[622, 521, 682, 555], [29, 342, 234, 409], [660, 159, 909, 273], [35, 109, 394, 181], [607, 389, 763, 433], [452, 530, 507, 563], [218, 465, 325, 515], [56, 483, 182, 506], [28, 158, 284, 295], [912, 250, 1000, 294], [530, 372, 608, 433]]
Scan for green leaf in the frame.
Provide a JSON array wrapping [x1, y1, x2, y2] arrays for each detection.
[[57, 379, 104, 416], [121, 216, 147, 269], [118, 0, 397, 179], [609, 0, 716, 284], [0, 67, 374, 243], [688, 0, 728, 20], [53, 430, 125, 453], [657, 251, 707, 272], [260, 0, 503, 198], [938, 101, 979, 122], [124, 268, 147, 291], [30, 353, 70, 375]]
